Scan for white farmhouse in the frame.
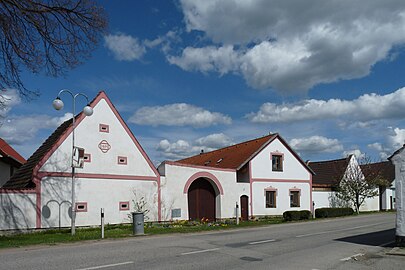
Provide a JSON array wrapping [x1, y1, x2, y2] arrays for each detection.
[[159, 134, 314, 221], [0, 91, 160, 230]]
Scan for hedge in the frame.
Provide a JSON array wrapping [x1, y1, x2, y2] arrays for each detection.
[[283, 210, 311, 221], [315, 207, 354, 218]]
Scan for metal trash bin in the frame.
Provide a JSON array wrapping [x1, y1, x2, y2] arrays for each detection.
[[132, 212, 144, 235]]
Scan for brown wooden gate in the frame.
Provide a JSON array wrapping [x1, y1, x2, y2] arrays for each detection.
[[240, 195, 249, 221], [188, 178, 216, 221]]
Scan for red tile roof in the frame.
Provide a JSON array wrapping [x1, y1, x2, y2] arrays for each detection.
[[2, 118, 72, 189], [0, 138, 26, 165], [177, 133, 314, 174], [308, 156, 352, 188]]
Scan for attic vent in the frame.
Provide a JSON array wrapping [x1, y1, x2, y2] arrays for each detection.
[[204, 160, 211, 166], [216, 158, 223, 164]]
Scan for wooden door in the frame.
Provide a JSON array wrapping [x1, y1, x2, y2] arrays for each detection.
[[188, 178, 216, 221], [240, 195, 249, 221]]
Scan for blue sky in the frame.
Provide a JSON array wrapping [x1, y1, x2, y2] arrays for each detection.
[[2, 0, 405, 165]]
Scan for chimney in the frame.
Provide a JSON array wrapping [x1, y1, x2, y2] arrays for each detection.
[[200, 149, 204, 154]]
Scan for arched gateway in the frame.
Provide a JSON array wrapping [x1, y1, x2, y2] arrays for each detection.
[[184, 172, 223, 221], [188, 178, 216, 221]]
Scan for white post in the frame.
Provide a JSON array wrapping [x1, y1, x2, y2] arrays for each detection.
[[236, 202, 239, 225], [101, 208, 105, 239]]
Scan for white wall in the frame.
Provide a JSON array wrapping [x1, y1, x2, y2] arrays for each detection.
[[0, 192, 36, 230], [40, 176, 158, 228], [40, 98, 156, 178], [160, 163, 247, 221], [313, 191, 335, 209], [251, 138, 309, 180], [252, 182, 311, 215]]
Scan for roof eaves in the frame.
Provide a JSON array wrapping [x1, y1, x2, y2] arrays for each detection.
[[236, 134, 277, 170]]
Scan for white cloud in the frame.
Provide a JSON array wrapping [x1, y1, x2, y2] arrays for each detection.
[[289, 136, 343, 154], [0, 89, 21, 117], [342, 149, 365, 159], [156, 133, 233, 159], [171, 0, 405, 92], [129, 103, 232, 127], [388, 127, 405, 150], [0, 113, 71, 145], [247, 87, 405, 123], [104, 34, 146, 61]]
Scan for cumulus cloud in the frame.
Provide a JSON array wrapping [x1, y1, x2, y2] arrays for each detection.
[[170, 0, 405, 92], [0, 89, 21, 117], [105, 34, 146, 61], [247, 87, 405, 123], [156, 133, 233, 159], [289, 136, 343, 154], [128, 103, 232, 127], [0, 113, 72, 145]]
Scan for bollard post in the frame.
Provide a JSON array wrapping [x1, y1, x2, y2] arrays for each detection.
[[101, 208, 104, 239], [132, 212, 144, 235], [312, 201, 316, 219], [236, 202, 239, 225]]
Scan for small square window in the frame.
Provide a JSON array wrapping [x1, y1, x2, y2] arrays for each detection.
[[119, 201, 130, 211], [118, 156, 127, 165], [272, 154, 283, 171], [75, 202, 88, 212], [290, 191, 300, 207], [99, 124, 109, 133], [83, 153, 91, 163], [265, 190, 276, 208]]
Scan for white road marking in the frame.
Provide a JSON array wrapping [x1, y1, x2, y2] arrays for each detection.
[[76, 261, 134, 270], [340, 253, 364, 261], [380, 240, 395, 247], [249, 239, 276, 245], [181, 248, 220, 256], [295, 222, 390, 238]]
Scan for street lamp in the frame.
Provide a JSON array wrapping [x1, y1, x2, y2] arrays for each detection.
[[53, 89, 93, 236]]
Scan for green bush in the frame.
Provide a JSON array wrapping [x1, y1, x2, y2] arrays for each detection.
[[315, 207, 354, 218], [283, 210, 311, 221]]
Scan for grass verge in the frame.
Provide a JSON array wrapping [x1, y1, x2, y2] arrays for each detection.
[[0, 217, 284, 249]]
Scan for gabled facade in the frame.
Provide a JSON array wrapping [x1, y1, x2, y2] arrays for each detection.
[[1, 91, 160, 230], [159, 134, 314, 221], [0, 138, 26, 187], [309, 155, 380, 211]]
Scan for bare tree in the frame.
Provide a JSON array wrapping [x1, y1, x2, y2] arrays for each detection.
[[0, 0, 107, 102], [336, 156, 389, 214]]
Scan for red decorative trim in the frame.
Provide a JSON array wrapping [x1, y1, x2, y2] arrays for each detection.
[[119, 201, 130, 211], [270, 151, 284, 159], [99, 123, 109, 133], [164, 161, 236, 172], [84, 153, 91, 163], [252, 178, 310, 183], [37, 171, 158, 181], [98, 140, 111, 153], [117, 156, 127, 165], [75, 202, 88, 212], [0, 188, 36, 194], [183, 171, 224, 195], [289, 187, 302, 192], [157, 175, 161, 221]]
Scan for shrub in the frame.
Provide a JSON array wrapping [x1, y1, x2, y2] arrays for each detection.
[[315, 207, 354, 218], [283, 210, 311, 221]]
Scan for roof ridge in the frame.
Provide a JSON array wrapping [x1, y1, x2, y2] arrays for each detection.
[[178, 133, 275, 162], [309, 156, 351, 164]]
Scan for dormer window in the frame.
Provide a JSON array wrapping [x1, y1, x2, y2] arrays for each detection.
[[204, 160, 211, 166], [216, 158, 223, 164]]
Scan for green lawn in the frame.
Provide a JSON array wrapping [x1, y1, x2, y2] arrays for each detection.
[[0, 217, 284, 249]]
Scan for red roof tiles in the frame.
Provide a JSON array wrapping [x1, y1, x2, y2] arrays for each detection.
[[308, 156, 352, 188], [0, 138, 26, 165]]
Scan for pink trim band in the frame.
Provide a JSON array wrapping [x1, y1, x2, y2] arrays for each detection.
[[183, 171, 224, 195], [252, 178, 311, 183], [37, 171, 158, 181]]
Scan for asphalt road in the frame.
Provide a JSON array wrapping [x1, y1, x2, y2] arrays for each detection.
[[0, 212, 403, 270]]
